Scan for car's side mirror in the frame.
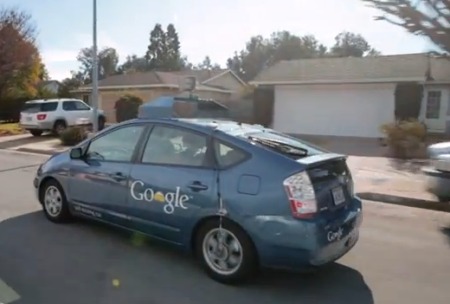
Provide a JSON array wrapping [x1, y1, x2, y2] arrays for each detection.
[[70, 147, 83, 159]]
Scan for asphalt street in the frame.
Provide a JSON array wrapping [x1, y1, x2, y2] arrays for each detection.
[[0, 150, 449, 304]]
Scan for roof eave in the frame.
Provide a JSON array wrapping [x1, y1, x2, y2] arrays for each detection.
[[70, 84, 233, 94], [249, 78, 428, 86]]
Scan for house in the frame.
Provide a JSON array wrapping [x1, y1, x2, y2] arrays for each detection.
[[72, 69, 247, 122], [40, 80, 61, 94], [250, 53, 450, 139]]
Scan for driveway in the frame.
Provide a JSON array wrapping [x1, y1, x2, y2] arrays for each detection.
[[0, 150, 449, 304], [0, 134, 55, 150]]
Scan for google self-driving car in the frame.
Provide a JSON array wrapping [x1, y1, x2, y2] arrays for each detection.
[[34, 117, 363, 284]]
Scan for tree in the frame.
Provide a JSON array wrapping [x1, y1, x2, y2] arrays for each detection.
[[58, 72, 84, 97], [330, 31, 380, 57], [195, 56, 221, 70], [362, 0, 450, 52], [227, 31, 329, 81], [145, 23, 186, 71], [165, 24, 183, 71], [0, 7, 43, 99], [145, 23, 168, 70], [118, 54, 148, 73], [76, 46, 119, 83]]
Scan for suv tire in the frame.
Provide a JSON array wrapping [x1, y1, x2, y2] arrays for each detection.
[[53, 120, 67, 136], [30, 130, 43, 137]]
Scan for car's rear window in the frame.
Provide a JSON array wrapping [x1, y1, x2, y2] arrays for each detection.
[[241, 130, 328, 158], [21, 102, 58, 113]]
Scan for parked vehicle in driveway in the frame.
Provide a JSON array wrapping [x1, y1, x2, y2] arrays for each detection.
[[19, 98, 106, 137], [423, 141, 450, 202], [33, 117, 363, 284]]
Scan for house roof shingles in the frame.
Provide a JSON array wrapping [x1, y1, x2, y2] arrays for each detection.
[[251, 53, 450, 84], [96, 69, 227, 87]]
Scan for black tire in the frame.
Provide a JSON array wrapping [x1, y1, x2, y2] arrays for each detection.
[[98, 116, 105, 131], [437, 196, 450, 203], [39, 179, 72, 223], [30, 130, 43, 137], [195, 218, 258, 285], [53, 120, 67, 136]]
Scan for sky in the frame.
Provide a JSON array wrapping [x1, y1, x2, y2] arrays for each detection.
[[2, 0, 435, 81]]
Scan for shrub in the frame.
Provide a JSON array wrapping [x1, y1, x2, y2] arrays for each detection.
[[380, 119, 427, 159], [114, 94, 143, 122], [59, 126, 87, 146]]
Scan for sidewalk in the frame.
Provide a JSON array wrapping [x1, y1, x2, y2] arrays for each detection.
[[348, 156, 449, 211], [9, 138, 68, 155]]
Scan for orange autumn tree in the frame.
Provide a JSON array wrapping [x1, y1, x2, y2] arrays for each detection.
[[0, 7, 47, 121]]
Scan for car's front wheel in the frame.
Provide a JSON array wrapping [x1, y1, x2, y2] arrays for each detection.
[[195, 219, 258, 285], [40, 179, 72, 223]]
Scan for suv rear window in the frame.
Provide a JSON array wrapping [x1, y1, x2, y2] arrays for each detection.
[[241, 130, 327, 159], [21, 102, 58, 113]]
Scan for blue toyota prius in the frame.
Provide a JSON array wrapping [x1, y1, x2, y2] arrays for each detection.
[[34, 118, 363, 284]]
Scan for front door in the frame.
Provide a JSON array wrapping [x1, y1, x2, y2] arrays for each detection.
[[128, 124, 217, 244], [68, 124, 147, 227], [425, 90, 446, 132]]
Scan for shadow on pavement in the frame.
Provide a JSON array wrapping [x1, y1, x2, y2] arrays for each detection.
[[0, 211, 374, 304], [388, 158, 429, 174], [440, 227, 450, 246], [0, 134, 54, 149]]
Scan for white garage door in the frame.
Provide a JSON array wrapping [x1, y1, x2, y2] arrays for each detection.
[[273, 84, 395, 138]]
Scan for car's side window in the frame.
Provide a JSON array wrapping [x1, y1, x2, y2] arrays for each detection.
[[141, 125, 208, 167], [86, 125, 145, 162], [73, 100, 91, 110], [214, 140, 247, 168], [62, 101, 75, 111], [63, 101, 90, 111]]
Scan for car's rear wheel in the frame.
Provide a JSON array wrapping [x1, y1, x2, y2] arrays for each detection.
[[195, 219, 258, 285], [40, 179, 72, 223], [53, 120, 67, 136], [30, 130, 43, 137], [98, 116, 105, 131]]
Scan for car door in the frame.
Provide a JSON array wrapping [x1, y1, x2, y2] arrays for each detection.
[[128, 123, 218, 244], [67, 123, 147, 228], [62, 100, 91, 125], [72, 100, 93, 121]]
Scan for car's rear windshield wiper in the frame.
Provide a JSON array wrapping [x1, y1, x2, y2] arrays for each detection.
[[248, 136, 308, 157]]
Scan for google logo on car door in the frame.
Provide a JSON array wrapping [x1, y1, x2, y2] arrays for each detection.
[[130, 180, 190, 214]]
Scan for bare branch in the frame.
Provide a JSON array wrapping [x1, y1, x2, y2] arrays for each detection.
[[362, 0, 450, 52]]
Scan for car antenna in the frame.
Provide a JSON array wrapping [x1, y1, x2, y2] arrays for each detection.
[[211, 128, 227, 241]]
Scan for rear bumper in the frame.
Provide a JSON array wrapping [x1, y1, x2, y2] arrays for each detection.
[[20, 121, 53, 130], [247, 197, 363, 271]]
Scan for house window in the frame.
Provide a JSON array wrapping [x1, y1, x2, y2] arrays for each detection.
[[426, 91, 442, 119], [82, 94, 90, 105]]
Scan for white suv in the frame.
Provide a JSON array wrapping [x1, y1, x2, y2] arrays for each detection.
[[19, 99, 106, 136]]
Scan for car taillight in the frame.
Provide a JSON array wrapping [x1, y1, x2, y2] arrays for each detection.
[[283, 171, 318, 219], [37, 114, 47, 120]]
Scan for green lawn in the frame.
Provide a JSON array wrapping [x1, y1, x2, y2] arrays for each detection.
[[0, 123, 25, 136]]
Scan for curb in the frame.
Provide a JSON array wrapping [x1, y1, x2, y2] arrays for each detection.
[[358, 192, 450, 212], [14, 148, 63, 156]]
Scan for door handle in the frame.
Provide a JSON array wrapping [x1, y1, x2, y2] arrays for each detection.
[[111, 172, 126, 181], [187, 181, 208, 192]]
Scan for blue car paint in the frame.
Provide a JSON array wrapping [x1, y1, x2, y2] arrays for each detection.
[[34, 118, 363, 270]]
